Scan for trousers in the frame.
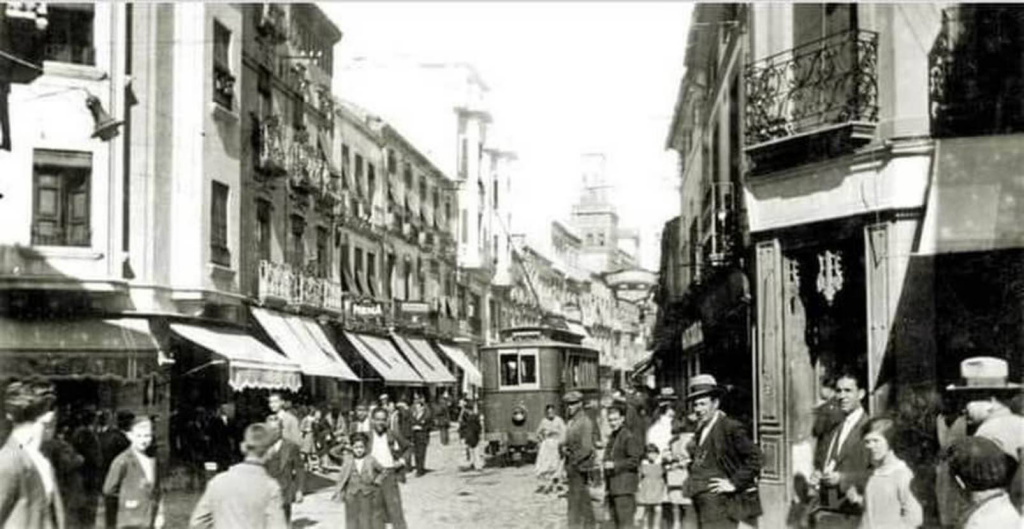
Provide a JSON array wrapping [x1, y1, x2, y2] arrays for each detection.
[[380, 469, 407, 529], [608, 494, 636, 529], [412, 432, 429, 474], [439, 422, 450, 445], [566, 468, 596, 529]]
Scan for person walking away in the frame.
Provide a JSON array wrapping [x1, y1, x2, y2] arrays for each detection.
[[267, 393, 301, 446], [410, 400, 434, 477], [562, 390, 597, 529], [42, 424, 85, 527], [435, 391, 452, 446], [71, 408, 103, 528], [947, 436, 1023, 528], [102, 417, 164, 529], [459, 399, 483, 472], [637, 444, 667, 529], [683, 374, 762, 529], [603, 404, 643, 529], [536, 404, 568, 494], [101, 410, 135, 529], [0, 380, 66, 529], [332, 433, 386, 529], [665, 418, 697, 529], [368, 407, 410, 529], [946, 356, 1024, 514], [299, 407, 320, 471], [855, 418, 922, 529], [810, 372, 870, 529], [263, 414, 305, 523], [189, 423, 287, 529]]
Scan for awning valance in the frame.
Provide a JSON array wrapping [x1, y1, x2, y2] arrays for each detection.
[[170, 323, 301, 392], [0, 317, 160, 381], [391, 334, 457, 385], [252, 308, 358, 381], [343, 332, 424, 386], [433, 341, 483, 387]]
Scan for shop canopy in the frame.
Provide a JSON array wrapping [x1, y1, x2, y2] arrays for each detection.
[[170, 323, 301, 392], [343, 331, 424, 386], [433, 341, 483, 387], [252, 308, 359, 381], [391, 333, 457, 385], [0, 317, 161, 381]]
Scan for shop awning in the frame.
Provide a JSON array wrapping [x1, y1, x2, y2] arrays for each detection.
[[391, 333, 457, 385], [632, 352, 655, 375], [433, 341, 483, 387], [296, 318, 360, 381], [0, 317, 161, 381], [343, 332, 424, 386], [170, 323, 301, 392], [252, 308, 358, 380]]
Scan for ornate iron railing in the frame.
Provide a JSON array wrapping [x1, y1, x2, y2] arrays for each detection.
[[255, 115, 288, 177], [929, 6, 1024, 137], [258, 260, 294, 302], [745, 29, 879, 146]]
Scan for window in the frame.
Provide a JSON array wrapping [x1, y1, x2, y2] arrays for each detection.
[[44, 4, 95, 66], [209, 182, 230, 265], [460, 209, 468, 244], [597, 233, 606, 247], [367, 252, 377, 297], [341, 144, 350, 189], [403, 163, 412, 187], [387, 149, 396, 174], [403, 259, 412, 301], [498, 349, 539, 389], [290, 215, 305, 269], [355, 247, 364, 293], [316, 227, 328, 277], [257, 69, 272, 119], [340, 242, 350, 292], [367, 163, 376, 201], [493, 235, 499, 262], [385, 253, 396, 299], [565, 353, 598, 389], [31, 150, 91, 247], [212, 20, 234, 109], [493, 178, 499, 209], [419, 180, 426, 204], [256, 199, 271, 262], [292, 96, 304, 130], [459, 137, 468, 178], [355, 154, 364, 197]]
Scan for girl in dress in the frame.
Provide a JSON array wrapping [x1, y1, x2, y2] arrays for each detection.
[[856, 417, 923, 529], [535, 404, 567, 493], [637, 443, 667, 529], [664, 421, 697, 529], [299, 407, 321, 470]]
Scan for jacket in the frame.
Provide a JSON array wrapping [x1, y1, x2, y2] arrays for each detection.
[[189, 461, 286, 529], [410, 408, 434, 440], [366, 430, 410, 469], [0, 437, 66, 529], [334, 456, 385, 500], [263, 439, 305, 505], [815, 409, 870, 513], [102, 449, 162, 528], [686, 412, 762, 522], [602, 426, 643, 496], [563, 411, 596, 473]]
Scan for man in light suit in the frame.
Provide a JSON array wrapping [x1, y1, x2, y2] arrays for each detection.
[[263, 414, 305, 523], [0, 380, 66, 529], [368, 407, 410, 529], [189, 423, 286, 529], [810, 372, 870, 529], [267, 394, 301, 446]]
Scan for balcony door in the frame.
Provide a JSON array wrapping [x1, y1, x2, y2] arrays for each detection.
[[791, 4, 858, 132]]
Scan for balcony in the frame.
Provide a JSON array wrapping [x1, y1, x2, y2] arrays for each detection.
[[256, 3, 288, 45], [257, 260, 343, 313], [254, 115, 288, 178], [287, 132, 325, 192], [258, 260, 294, 304], [745, 29, 879, 174], [699, 182, 739, 268], [929, 6, 1024, 138]]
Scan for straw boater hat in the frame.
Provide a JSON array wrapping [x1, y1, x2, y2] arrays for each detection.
[[946, 357, 1022, 394], [686, 374, 726, 401]]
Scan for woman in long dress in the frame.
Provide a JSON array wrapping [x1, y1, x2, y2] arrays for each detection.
[[534, 404, 567, 493]]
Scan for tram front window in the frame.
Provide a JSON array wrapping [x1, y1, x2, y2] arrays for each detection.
[[498, 349, 539, 389], [520, 355, 536, 384], [500, 353, 519, 386]]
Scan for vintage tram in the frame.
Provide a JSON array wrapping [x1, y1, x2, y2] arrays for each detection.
[[479, 323, 601, 465]]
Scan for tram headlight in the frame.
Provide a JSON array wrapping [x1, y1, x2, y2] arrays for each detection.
[[511, 405, 527, 426]]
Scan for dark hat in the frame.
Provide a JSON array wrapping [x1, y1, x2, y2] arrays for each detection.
[[656, 387, 679, 402], [563, 390, 584, 404], [686, 374, 726, 401], [946, 357, 1022, 394], [948, 436, 1014, 491]]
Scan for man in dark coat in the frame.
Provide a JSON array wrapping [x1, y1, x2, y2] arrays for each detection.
[[810, 372, 870, 529], [102, 418, 163, 528], [684, 374, 762, 529], [71, 408, 103, 528], [602, 403, 643, 529], [207, 403, 240, 472], [562, 390, 596, 529], [433, 391, 452, 446], [409, 400, 434, 476], [368, 407, 410, 529], [263, 415, 305, 523]]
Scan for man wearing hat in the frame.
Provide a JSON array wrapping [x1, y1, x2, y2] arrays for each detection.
[[562, 390, 596, 529], [947, 356, 1024, 513], [683, 374, 762, 529], [947, 436, 1023, 527]]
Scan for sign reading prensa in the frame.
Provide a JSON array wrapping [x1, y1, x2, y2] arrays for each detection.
[[352, 302, 383, 318]]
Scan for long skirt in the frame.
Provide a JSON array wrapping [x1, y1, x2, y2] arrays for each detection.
[[535, 437, 563, 481]]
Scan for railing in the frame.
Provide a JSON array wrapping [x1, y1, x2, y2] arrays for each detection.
[[929, 6, 1024, 138], [213, 63, 235, 109], [745, 29, 879, 146], [258, 260, 343, 313], [43, 43, 95, 66], [288, 132, 327, 192], [255, 115, 288, 177], [259, 260, 294, 302]]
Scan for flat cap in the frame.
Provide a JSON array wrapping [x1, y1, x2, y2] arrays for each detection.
[[563, 390, 583, 404]]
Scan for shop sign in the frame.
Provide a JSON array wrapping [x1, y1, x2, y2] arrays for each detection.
[[681, 322, 704, 351], [351, 301, 383, 318], [398, 301, 430, 315]]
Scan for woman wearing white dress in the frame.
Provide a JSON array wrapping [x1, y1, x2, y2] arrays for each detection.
[[534, 405, 567, 494]]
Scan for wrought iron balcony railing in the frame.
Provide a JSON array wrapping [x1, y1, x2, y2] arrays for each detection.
[[258, 260, 294, 303], [929, 6, 1024, 138], [258, 260, 343, 313], [745, 29, 879, 170]]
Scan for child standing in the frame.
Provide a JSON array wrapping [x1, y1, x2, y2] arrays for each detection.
[[299, 407, 320, 470], [334, 432, 386, 529], [665, 424, 697, 529], [102, 417, 164, 529], [636, 443, 667, 529], [856, 417, 923, 529]]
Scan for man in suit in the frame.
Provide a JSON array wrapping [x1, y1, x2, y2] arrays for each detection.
[[0, 380, 66, 529], [602, 403, 643, 529], [684, 374, 762, 529], [410, 400, 434, 476], [810, 372, 870, 529], [434, 391, 452, 446], [189, 423, 287, 529], [267, 394, 301, 446], [562, 390, 596, 529], [207, 403, 240, 472], [263, 414, 305, 523], [102, 417, 164, 528], [368, 406, 410, 529], [71, 408, 103, 528], [100, 410, 134, 529]]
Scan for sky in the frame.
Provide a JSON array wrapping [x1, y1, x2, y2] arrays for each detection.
[[323, 2, 690, 270]]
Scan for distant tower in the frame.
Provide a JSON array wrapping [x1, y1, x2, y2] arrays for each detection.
[[571, 153, 620, 273]]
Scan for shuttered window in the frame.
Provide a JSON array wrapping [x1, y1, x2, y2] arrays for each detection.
[[31, 150, 92, 247]]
